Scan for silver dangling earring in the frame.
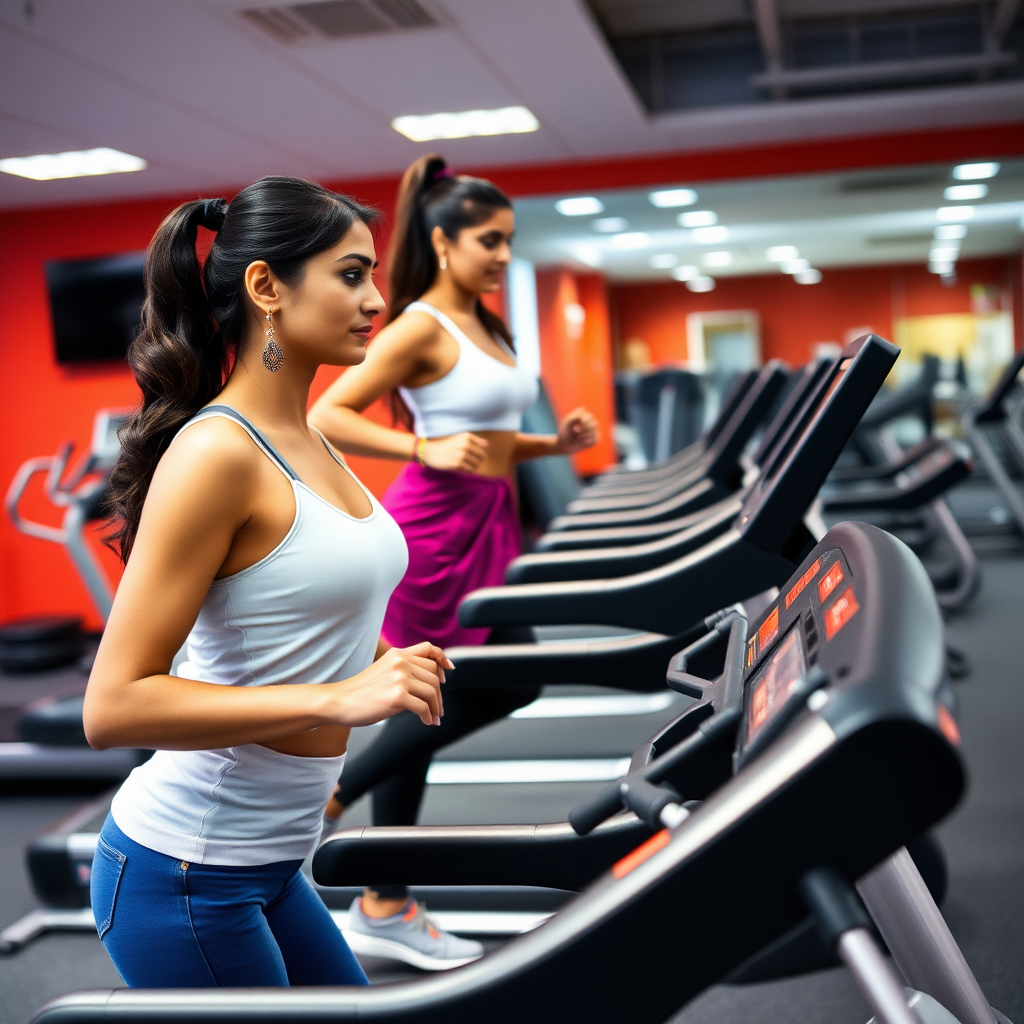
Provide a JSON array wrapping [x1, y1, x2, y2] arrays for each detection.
[[262, 308, 284, 372], [439, 255, 448, 271]]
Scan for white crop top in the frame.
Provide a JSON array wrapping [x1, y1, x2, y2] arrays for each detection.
[[397, 301, 539, 438], [111, 406, 408, 866]]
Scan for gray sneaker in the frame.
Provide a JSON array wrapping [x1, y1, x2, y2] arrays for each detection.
[[343, 897, 484, 971]]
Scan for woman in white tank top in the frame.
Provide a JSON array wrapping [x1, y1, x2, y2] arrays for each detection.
[[83, 177, 450, 989], [307, 156, 598, 956]]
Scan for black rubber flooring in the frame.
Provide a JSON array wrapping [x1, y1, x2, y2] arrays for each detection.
[[2, 545, 1023, 1024]]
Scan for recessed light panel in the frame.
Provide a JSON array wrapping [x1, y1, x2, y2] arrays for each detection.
[[953, 162, 999, 180], [934, 224, 968, 240], [0, 147, 147, 180], [944, 184, 988, 201], [766, 245, 799, 262], [678, 210, 717, 228], [936, 206, 975, 222], [692, 225, 728, 244], [703, 250, 733, 267], [687, 275, 716, 293], [649, 254, 679, 269], [794, 269, 823, 285], [592, 217, 628, 233], [610, 232, 649, 250], [556, 196, 604, 217], [671, 265, 700, 281], [392, 105, 539, 142], [649, 188, 697, 208]]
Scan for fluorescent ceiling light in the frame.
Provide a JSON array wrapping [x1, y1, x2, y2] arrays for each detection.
[[936, 206, 975, 222], [794, 269, 822, 285], [556, 196, 604, 216], [649, 253, 679, 269], [687, 276, 716, 293], [592, 216, 628, 233], [568, 243, 602, 267], [649, 188, 697, 208], [929, 261, 954, 275], [678, 210, 717, 228], [944, 184, 988, 201], [0, 147, 147, 181], [766, 245, 799, 262], [934, 224, 968, 239], [953, 162, 999, 180], [671, 265, 700, 281], [929, 246, 960, 262], [610, 232, 649, 249], [781, 258, 811, 274], [703, 250, 733, 267], [392, 105, 539, 142], [692, 225, 729, 244]]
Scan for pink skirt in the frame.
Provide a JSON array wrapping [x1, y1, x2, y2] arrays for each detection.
[[380, 464, 521, 649]]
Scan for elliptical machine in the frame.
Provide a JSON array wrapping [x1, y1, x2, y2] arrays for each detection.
[[5, 408, 128, 634], [1, 409, 145, 783]]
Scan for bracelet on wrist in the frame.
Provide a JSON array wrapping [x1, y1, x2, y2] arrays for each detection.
[[414, 436, 428, 466]]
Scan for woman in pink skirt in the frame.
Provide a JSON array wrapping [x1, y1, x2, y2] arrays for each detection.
[[309, 154, 596, 969]]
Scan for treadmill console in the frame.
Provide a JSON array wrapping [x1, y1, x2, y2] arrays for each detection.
[[737, 546, 861, 764]]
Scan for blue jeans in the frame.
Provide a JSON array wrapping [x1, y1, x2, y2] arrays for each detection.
[[90, 816, 368, 988]]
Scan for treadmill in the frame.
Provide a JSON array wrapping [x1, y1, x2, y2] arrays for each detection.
[[584, 369, 760, 492], [457, 334, 899, 635], [561, 361, 788, 515], [33, 521, 1008, 1024], [962, 352, 1024, 539], [7, 338, 890, 952], [546, 364, 790, 531]]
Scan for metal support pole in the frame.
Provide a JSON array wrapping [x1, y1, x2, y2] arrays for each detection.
[[858, 847, 996, 1024], [926, 498, 981, 611], [965, 420, 1024, 536], [838, 927, 921, 1024]]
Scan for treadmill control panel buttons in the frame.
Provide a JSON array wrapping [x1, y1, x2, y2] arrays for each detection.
[[824, 587, 859, 640], [818, 561, 845, 603], [758, 607, 780, 652], [785, 558, 821, 609]]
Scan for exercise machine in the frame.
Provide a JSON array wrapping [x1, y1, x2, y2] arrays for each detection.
[[33, 521, 1006, 1024]]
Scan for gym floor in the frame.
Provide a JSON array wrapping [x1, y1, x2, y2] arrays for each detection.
[[2, 541, 1023, 1024]]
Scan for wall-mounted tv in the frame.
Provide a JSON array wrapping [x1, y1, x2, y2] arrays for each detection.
[[45, 252, 146, 363]]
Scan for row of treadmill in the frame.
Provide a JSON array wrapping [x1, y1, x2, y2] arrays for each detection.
[[17, 333, 1024, 1024]]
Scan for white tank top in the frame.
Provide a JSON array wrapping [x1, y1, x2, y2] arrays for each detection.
[[397, 301, 539, 438], [111, 406, 408, 866]]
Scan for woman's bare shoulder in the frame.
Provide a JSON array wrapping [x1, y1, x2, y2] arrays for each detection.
[[372, 308, 441, 354], [149, 414, 265, 513]]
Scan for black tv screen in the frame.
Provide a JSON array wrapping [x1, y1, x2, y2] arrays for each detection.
[[46, 252, 146, 363]]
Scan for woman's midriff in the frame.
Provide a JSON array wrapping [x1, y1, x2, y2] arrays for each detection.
[[450, 429, 517, 478], [261, 724, 351, 757]]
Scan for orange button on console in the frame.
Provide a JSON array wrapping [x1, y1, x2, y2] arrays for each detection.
[[818, 561, 845, 603]]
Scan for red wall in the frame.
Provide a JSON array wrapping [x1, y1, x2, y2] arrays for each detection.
[[535, 271, 617, 476], [2, 120, 1022, 627], [609, 256, 1023, 369]]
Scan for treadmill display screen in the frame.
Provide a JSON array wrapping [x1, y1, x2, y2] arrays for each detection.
[[744, 626, 807, 745]]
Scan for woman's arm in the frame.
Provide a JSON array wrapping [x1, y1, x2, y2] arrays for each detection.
[[309, 315, 431, 460], [310, 315, 489, 473], [513, 407, 599, 463], [83, 421, 445, 751]]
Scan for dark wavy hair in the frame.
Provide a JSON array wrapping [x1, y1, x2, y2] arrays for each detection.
[[388, 154, 514, 428], [104, 176, 379, 563]]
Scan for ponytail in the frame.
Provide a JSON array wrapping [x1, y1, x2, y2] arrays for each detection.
[[387, 155, 514, 428], [105, 177, 378, 562]]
